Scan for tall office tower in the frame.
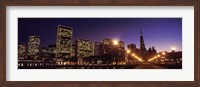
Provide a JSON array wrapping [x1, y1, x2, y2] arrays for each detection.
[[28, 35, 40, 56], [56, 25, 73, 58], [75, 39, 94, 58], [140, 30, 147, 60]]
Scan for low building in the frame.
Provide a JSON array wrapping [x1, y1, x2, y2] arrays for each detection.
[[75, 38, 94, 58], [94, 42, 101, 56], [48, 44, 56, 57], [18, 43, 27, 59]]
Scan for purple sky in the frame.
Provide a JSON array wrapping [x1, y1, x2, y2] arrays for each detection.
[[18, 18, 182, 52]]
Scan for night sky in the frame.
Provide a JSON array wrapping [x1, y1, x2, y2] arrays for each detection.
[[18, 18, 182, 52]]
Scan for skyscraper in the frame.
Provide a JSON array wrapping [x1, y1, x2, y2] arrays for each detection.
[[28, 35, 40, 56], [140, 30, 147, 60], [56, 25, 73, 58]]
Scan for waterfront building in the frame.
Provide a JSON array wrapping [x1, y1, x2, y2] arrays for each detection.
[[56, 25, 73, 58], [28, 35, 40, 56], [18, 43, 27, 59], [75, 38, 94, 58]]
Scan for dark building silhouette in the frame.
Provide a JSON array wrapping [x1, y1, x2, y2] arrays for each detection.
[[147, 46, 157, 59], [47, 44, 56, 57], [127, 44, 139, 54], [139, 30, 147, 60], [94, 42, 101, 56]]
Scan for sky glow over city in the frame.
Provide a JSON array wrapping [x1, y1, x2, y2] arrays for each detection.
[[18, 18, 182, 52]]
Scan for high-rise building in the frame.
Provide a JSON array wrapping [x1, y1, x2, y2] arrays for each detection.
[[18, 43, 27, 59], [28, 35, 40, 56], [56, 25, 73, 58], [140, 30, 147, 60], [75, 39, 94, 58]]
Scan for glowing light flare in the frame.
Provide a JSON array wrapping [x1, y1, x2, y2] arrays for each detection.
[[148, 55, 160, 62], [162, 52, 166, 55], [131, 54, 143, 62], [127, 49, 130, 53], [135, 57, 143, 62], [171, 47, 176, 50], [113, 39, 119, 45], [131, 53, 135, 57]]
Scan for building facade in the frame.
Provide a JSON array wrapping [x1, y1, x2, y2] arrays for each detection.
[[18, 43, 27, 59], [101, 38, 113, 54], [28, 35, 40, 56], [75, 39, 94, 58], [56, 25, 73, 58]]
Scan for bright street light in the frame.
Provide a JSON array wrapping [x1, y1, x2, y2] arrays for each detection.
[[113, 39, 119, 45], [162, 52, 166, 55], [127, 49, 130, 53], [131, 53, 135, 57]]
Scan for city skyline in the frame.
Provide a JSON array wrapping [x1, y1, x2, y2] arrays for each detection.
[[18, 18, 182, 52]]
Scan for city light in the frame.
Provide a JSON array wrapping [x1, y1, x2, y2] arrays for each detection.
[[135, 57, 143, 62], [131, 53, 135, 57], [162, 52, 166, 55], [113, 39, 119, 45], [148, 52, 168, 62], [127, 49, 130, 53], [148, 55, 159, 62], [18, 19, 183, 69], [171, 47, 176, 50], [130, 53, 143, 62]]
